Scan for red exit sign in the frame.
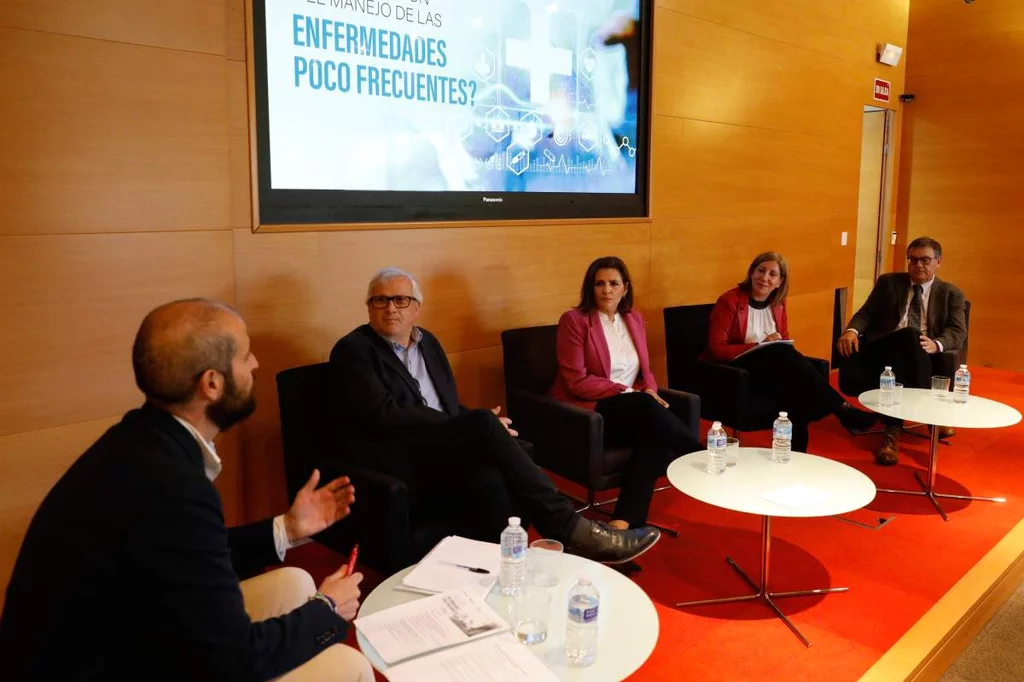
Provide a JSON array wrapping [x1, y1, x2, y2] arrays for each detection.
[[873, 78, 891, 103]]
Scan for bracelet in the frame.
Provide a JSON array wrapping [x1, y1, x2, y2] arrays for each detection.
[[309, 591, 337, 613]]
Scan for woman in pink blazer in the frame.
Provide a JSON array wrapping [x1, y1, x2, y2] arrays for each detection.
[[705, 252, 876, 452], [550, 257, 702, 530]]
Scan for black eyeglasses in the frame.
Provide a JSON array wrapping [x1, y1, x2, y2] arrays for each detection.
[[907, 256, 935, 266], [367, 295, 417, 309]]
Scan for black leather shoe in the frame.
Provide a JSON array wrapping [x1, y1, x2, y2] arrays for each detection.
[[565, 520, 660, 564], [837, 404, 878, 433]]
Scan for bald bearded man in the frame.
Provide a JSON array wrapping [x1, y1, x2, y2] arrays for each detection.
[[0, 299, 372, 682]]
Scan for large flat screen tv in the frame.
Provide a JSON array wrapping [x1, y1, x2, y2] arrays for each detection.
[[251, 0, 652, 225]]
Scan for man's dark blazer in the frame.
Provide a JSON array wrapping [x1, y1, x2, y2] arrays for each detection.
[[848, 273, 967, 351], [328, 325, 469, 473], [0, 404, 346, 682]]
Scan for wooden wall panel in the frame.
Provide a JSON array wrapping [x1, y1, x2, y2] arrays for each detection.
[[0, 0, 227, 55], [656, 0, 910, 63], [654, 9, 862, 138], [898, 0, 1023, 370], [785, 290, 837, 364], [0, 29, 230, 236], [0, 231, 235, 436], [650, 117, 857, 219]]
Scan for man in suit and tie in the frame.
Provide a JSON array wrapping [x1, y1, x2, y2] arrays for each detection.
[[1, 299, 372, 682], [837, 237, 968, 464], [329, 268, 661, 564]]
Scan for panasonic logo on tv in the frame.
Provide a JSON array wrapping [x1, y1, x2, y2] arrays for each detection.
[[481, 196, 504, 203]]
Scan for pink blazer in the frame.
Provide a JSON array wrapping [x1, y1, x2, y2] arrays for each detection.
[[549, 308, 658, 410], [703, 287, 790, 362]]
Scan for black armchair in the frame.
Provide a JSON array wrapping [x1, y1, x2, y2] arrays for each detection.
[[663, 304, 831, 434], [838, 300, 971, 398], [500, 325, 701, 534], [276, 363, 458, 574]]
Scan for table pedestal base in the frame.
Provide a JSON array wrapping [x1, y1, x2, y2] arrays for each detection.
[[877, 425, 1006, 521], [676, 516, 847, 647]]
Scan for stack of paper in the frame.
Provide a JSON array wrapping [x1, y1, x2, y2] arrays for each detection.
[[385, 634, 559, 682], [399, 536, 500, 599], [355, 589, 509, 665]]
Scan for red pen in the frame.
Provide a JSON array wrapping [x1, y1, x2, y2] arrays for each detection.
[[345, 544, 359, 576]]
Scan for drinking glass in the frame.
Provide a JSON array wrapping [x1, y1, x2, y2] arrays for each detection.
[[513, 587, 551, 645], [893, 383, 904, 405], [528, 539, 563, 587], [931, 375, 951, 399], [725, 437, 740, 467]]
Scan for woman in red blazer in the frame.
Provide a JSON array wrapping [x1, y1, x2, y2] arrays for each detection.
[[705, 252, 876, 452], [551, 257, 702, 530]]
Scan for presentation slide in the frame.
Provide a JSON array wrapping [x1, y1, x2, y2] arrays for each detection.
[[262, 0, 644, 194]]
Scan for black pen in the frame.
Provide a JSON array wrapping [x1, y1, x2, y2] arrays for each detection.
[[439, 561, 491, 574]]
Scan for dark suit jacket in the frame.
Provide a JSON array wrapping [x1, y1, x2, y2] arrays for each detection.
[[848, 273, 967, 350], [0, 404, 346, 682], [328, 325, 468, 474]]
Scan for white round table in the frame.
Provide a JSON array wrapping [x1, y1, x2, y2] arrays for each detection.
[[667, 448, 876, 647], [859, 388, 1022, 520], [355, 552, 659, 681]]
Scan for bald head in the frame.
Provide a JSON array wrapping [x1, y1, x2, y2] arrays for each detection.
[[132, 299, 242, 406]]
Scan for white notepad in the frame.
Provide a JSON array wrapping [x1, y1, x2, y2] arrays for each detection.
[[759, 483, 829, 509], [399, 536, 500, 598]]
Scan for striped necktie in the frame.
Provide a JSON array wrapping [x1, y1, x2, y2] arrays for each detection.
[[907, 284, 923, 332]]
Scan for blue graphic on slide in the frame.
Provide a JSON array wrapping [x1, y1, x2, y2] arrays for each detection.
[[263, 0, 642, 193]]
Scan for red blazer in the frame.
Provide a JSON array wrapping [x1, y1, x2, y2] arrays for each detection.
[[549, 308, 658, 410], [703, 287, 790, 362]]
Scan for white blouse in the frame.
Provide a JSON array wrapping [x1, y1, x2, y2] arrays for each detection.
[[745, 306, 778, 344], [600, 313, 640, 388]]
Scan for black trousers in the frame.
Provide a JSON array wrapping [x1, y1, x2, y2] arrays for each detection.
[[402, 409, 578, 542], [595, 392, 703, 528], [729, 343, 845, 452], [840, 327, 936, 427], [850, 327, 934, 390]]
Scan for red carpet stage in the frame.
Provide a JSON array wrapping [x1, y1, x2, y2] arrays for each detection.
[[286, 366, 1024, 681]]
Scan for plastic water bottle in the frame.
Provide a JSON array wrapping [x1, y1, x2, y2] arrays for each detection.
[[565, 573, 599, 667], [499, 516, 527, 596], [706, 421, 727, 475], [954, 364, 971, 404], [879, 366, 896, 407], [772, 412, 792, 464]]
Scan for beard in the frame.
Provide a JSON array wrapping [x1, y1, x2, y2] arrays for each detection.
[[205, 370, 257, 432]]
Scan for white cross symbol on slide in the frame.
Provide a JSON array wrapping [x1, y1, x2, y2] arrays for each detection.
[[504, 0, 573, 104]]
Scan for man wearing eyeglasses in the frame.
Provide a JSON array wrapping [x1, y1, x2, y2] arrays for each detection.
[[328, 268, 661, 564], [836, 237, 967, 465]]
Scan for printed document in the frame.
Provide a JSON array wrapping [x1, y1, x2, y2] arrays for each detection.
[[385, 634, 559, 682], [355, 589, 508, 665]]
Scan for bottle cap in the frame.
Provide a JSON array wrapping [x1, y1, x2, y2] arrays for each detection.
[[711, 421, 722, 429], [779, 411, 788, 418], [884, 366, 892, 370], [960, 364, 968, 369], [577, 573, 591, 585], [508, 516, 521, 527]]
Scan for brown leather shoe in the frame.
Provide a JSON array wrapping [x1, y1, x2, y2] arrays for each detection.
[[875, 429, 899, 466], [938, 426, 956, 439]]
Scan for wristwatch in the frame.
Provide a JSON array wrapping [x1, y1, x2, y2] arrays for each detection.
[[309, 591, 337, 613]]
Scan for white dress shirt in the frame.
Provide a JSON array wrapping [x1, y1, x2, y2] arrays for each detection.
[[600, 313, 640, 390], [745, 306, 778, 344], [899, 277, 934, 337], [173, 416, 307, 561]]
